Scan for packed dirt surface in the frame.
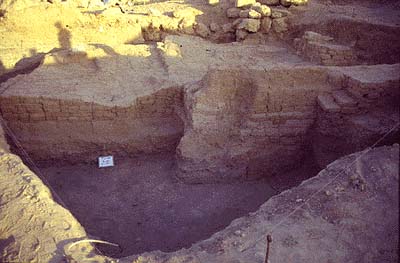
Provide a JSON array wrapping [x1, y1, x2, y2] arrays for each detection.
[[39, 153, 319, 257], [43, 153, 278, 257], [0, 0, 399, 262]]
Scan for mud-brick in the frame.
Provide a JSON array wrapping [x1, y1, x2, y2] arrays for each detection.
[[279, 135, 305, 145], [279, 126, 307, 137], [30, 113, 46, 121], [264, 125, 280, 136], [0, 105, 17, 113], [92, 104, 107, 110], [64, 106, 80, 113], [56, 116, 70, 121], [319, 53, 332, 60], [67, 117, 83, 121], [245, 120, 259, 128], [17, 113, 29, 121], [76, 116, 92, 121], [240, 128, 252, 137], [1, 112, 17, 120], [93, 110, 106, 118], [271, 116, 286, 125], [78, 104, 92, 112], [24, 104, 44, 114], [41, 99, 60, 106], [43, 104, 61, 113], [267, 102, 283, 113], [20, 97, 38, 104], [251, 127, 266, 137], [44, 112, 59, 121], [0, 99, 16, 109], [93, 110, 116, 120], [285, 119, 310, 129], [102, 111, 117, 119], [115, 111, 128, 118], [75, 111, 92, 119], [249, 113, 267, 121]]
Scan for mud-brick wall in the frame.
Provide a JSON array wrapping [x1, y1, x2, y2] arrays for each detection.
[[177, 68, 334, 182], [292, 19, 400, 64], [0, 87, 184, 164], [0, 87, 183, 121], [294, 37, 356, 66]]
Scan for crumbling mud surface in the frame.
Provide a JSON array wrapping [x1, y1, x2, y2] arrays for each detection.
[[0, 0, 399, 262]]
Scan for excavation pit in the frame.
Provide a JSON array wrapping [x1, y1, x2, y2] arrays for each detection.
[[0, 55, 398, 259], [37, 153, 319, 257], [0, 1, 399, 259]]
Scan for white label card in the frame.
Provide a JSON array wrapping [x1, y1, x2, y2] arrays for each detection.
[[98, 156, 114, 168]]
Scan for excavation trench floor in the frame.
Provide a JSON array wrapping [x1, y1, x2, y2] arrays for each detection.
[[40, 153, 317, 257]]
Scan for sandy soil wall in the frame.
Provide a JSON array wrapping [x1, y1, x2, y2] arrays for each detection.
[[0, 123, 9, 152], [0, 146, 110, 263]]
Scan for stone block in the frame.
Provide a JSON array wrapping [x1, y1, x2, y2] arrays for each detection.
[[237, 19, 260, 33], [227, 7, 241, 18], [251, 4, 271, 17], [235, 0, 256, 8], [317, 94, 341, 113], [259, 0, 279, 5], [239, 9, 262, 19], [195, 23, 211, 38], [272, 17, 289, 33], [260, 17, 272, 33]]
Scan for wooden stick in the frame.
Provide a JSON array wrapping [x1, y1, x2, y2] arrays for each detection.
[[265, 234, 272, 263]]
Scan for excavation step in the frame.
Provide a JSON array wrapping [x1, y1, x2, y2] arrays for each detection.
[[317, 94, 340, 113], [332, 90, 360, 113], [340, 64, 400, 101], [332, 90, 357, 107]]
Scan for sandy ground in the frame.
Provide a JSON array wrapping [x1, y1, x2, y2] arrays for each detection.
[[40, 153, 318, 257]]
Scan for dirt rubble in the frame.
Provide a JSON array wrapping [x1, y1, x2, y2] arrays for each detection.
[[0, 0, 399, 262]]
